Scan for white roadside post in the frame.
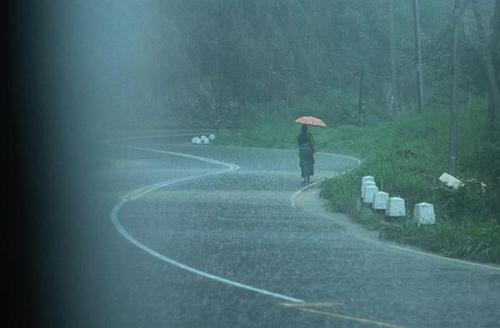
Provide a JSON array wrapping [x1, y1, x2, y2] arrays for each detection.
[[413, 202, 436, 225], [385, 197, 406, 217], [363, 185, 379, 204], [361, 176, 375, 194], [438, 173, 464, 189], [372, 191, 389, 210], [361, 181, 376, 199]]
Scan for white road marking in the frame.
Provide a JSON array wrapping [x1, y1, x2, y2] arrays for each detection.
[[105, 134, 498, 328], [108, 132, 498, 310], [105, 132, 212, 143], [107, 135, 305, 304], [290, 151, 361, 208]]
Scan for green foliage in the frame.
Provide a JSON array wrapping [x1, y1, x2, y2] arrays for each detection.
[[322, 89, 360, 126], [379, 221, 500, 263], [319, 101, 500, 264], [321, 168, 500, 263]]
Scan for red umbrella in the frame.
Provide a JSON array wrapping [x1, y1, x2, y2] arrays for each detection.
[[295, 116, 327, 128]]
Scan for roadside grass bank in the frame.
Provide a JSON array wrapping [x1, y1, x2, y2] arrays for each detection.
[[216, 100, 500, 264]]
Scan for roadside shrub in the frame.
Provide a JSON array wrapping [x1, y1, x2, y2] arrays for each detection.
[[432, 182, 493, 223], [320, 172, 360, 213], [379, 220, 500, 263], [322, 89, 359, 126]]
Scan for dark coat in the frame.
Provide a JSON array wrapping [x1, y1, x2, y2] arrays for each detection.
[[298, 132, 315, 177]]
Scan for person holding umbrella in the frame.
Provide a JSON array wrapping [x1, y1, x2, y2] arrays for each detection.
[[295, 116, 326, 184]]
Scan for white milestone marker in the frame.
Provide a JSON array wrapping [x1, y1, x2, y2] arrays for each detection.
[[439, 173, 464, 189], [414, 202, 436, 224], [363, 185, 379, 204], [386, 197, 406, 217], [361, 176, 375, 194], [372, 191, 389, 210], [361, 181, 376, 199]]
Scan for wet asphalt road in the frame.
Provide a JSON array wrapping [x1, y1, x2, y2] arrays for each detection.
[[74, 131, 500, 328]]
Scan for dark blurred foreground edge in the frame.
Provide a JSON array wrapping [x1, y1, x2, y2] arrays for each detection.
[[6, 1, 87, 326], [7, 1, 40, 326]]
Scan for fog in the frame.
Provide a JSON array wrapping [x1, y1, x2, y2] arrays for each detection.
[[7, 1, 500, 327]]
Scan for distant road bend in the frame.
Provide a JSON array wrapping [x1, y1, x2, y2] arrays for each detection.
[[100, 131, 500, 328]]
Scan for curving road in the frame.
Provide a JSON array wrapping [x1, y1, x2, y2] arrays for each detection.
[[79, 131, 500, 328]]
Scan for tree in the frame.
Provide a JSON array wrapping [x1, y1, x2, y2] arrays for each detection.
[[388, 0, 398, 116], [412, 0, 424, 112], [449, 0, 461, 176], [160, 0, 496, 127], [472, 0, 500, 135]]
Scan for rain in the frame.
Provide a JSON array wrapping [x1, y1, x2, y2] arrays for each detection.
[[6, 0, 500, 327]]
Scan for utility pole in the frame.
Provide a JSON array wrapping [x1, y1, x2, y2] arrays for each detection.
[[286, 67, 291, 111], [203, 39, 220, 123], [412, 0, 424, 112], [214, 38, 219, 122], [389, 0, 397, 116], [449, 0, 460, 176], [286, 0, 292, 111], [358, 66, 365, 123]]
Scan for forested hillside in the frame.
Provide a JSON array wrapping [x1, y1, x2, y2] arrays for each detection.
[[155, 0, 499, 132]]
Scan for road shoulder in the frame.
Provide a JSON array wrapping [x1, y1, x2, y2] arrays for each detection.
[[294, 186, 500, 273]]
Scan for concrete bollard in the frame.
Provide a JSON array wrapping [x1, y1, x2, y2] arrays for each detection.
[[363, 185, 379, 204], [209, 134, 215, 140], [413, 202, 436, 224], [361, 181, 376, 199], [439, 173, 464, 189], [385, 197, 406, 217], [361, 176, 375, 193], [192, 137, 201, 145], [372, 191, 389, 210]]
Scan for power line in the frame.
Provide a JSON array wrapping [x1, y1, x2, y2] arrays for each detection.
[[372, 0, 471, 79]]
